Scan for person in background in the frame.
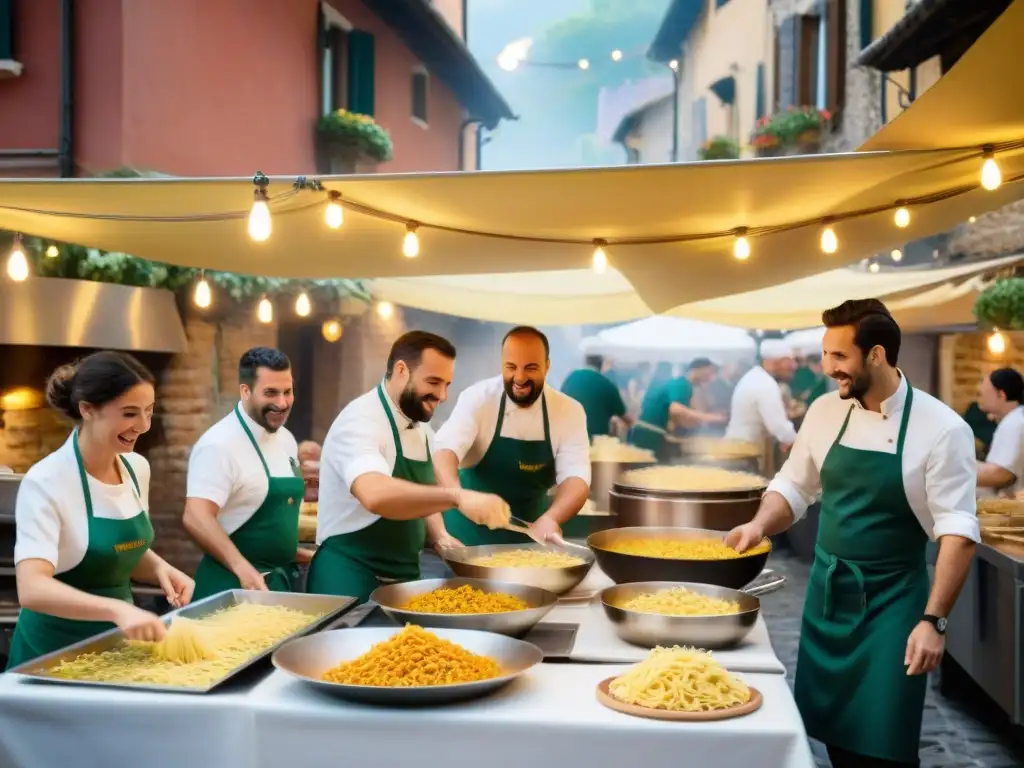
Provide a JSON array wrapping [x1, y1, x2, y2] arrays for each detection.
[[962, 400, 998, 459], [8, 352, 193, 668], [725, 340, 798, 451], [976, 367, 1024, 495], [561, 354, 630, 438], [629, 358, 725, 460], [298, 440, 321, 503], [791, 353, 829, 408], [184, 347, 310, 601]]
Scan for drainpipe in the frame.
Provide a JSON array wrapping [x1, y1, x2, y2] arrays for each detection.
[[58, 0, 74, 178], [671, 67, 680, 163], [458, 117, 483, 171]]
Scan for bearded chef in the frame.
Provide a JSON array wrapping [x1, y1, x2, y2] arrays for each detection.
[[728, 299, 978, 768], [976, 367, 1024, 496], [725, 339, 798, 450], [433, 326, 591, 546]]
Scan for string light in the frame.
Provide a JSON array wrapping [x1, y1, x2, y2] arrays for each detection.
[[868, 261, 880, 273], [969, 216, 977, 224], [325, 190, 343, 229], [733, 228, 750, 261], [893, 204, 910, 228], [376, 301, 394, 320], [988, 330, 1006, 355], [257, 295, 273, 324], [402, 223, 420, 258], [610, 50, 622, 62], [248, 172, 271, 241], [45, 245, 59, 258], [820, 222, 838, 254], [295, 291, 312, 317], [980, 146, 1002, 191], [5, 234, 29, 282], [577, 58, 590, 70], [322, 318, 343, 343], [592, 240, 608, 273], [669, 59, 679, 70], [890, 248, 903, 262], [193, 271, 212, 308]]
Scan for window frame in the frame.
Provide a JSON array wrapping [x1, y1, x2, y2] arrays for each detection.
[[411, 65, 430, 128], [320, 3, 354, 117]]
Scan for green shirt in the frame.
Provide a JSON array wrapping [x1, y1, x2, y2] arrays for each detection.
[[561, 368, 626, 437], [792, 366, 828, 406], [636, 376, 693, 430]]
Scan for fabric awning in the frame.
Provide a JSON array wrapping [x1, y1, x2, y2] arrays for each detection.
[[709, 75, 737, 105], [579, 316, 756, 364]]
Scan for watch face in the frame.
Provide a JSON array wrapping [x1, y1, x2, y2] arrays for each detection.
[[937, 617, 948, 632]]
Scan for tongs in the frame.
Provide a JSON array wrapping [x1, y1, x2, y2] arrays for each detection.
[[504, 515, 591, 557]]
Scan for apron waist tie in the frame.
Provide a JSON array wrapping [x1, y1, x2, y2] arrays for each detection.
[[822, 554, 867, 624]]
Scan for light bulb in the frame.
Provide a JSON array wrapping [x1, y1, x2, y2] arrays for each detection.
[[894, 206, 910, 228], [820, 225, 838, 254], [194, 276, 212, 308], [869, 262, 880, 273], [6, 241, 29, 282], [248, 196, 271, 241], [402, 226, 420, 258], [969, 216, 977, 224], [322, 319, 343, 343], [611, 49, 622, 62], [257, 296, 273, 324], [890, 248, 903, 262], [295, 291, 312, 317], [669, 59, 679, 71], [578, 58, 589, 70], [981, 152, 1002, 191], [45, 245, 59, 258], [733, 234, 750, 261], [988, 330, 1006, 355], [325, 197, 343, 229], [376, 301, 394, 320], [592, 244, 608, 273]]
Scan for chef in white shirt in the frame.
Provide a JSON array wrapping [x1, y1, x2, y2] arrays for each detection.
[[184, 347, 309, 601], [433, 325, 591, 546], [307, 331, 509, 602], [725, 338, 798, 450], [727, 299, 978, 768], [976, 367, 1024, 495]]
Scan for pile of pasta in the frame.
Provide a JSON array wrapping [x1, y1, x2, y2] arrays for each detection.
[[620, 465, 766, 492], [618, 586, 742, 616], [601, 537, 770, 561], [609, 646, 751, 712], [469, 550, 585, 568], [680, 437, 762, 461], [322, 625, 502, 687], [46, 603, 322, 687], [590, 436, 656, 463], [400, 584, 528, 614]]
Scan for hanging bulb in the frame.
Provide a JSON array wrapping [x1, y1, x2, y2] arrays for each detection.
[[376, 301, 394, 320], [733, 229, 750, 261], [6, 236, 29, 282], [820, 223, 838, 254], [45, 245, 59, 259], [868, 261, 880, 273], [592, 241, 608, 273], [893, 205, 910, 228], [610, 50, 623, 62], [988, 330, 1006, 355], [669, 59, 679, 71], [248, 190, 272, 241], [322, 318, 343, 343], [577, 58, 590, 70], [402, 224, 420, 258], [193, 273, 212, 308], [890, 248, 903, 262], [295, 291, 312, 317], [969, 216, 977, 224], [981, 148, 1002, 191], [257, 295, 273, 324], [325, 191, 343, 229]]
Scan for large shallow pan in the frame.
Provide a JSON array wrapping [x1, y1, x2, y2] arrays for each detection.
[[272, 626, 543, 705], [441, 542, 595, 594], [600, 576, 785, 649], [370, 577, 557, 637], [587, 526, 771, 589]]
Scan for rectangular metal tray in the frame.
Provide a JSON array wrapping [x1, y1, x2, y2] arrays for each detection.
[[6, 589, 357, 694]]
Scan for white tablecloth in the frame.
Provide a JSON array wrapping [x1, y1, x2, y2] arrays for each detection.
[[248, 666, 815, 768]]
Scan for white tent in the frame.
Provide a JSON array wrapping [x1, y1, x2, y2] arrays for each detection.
[[579, 316, 757, 364], [784, 327, 826, 355]]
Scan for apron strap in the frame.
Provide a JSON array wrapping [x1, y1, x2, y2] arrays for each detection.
[[834, 405, 855, 444], [540, 392, 551, 445], [72, 430, 95, 519], [495, 393, 509, 440], [895, 379, 914, 455], [377, 384, 429, 462], [235, 405, 271, 478]]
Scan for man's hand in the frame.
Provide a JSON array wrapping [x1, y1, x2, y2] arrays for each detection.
[[233, 561, 269, 591], [431, 533, 463, 555], [528, 514, 562, 545], [725, 521, 766, 553], [905, 621, 944, 675], [455, 490, 511, 530], [295, 547, 315, 565]]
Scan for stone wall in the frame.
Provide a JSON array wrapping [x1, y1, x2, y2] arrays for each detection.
[[941, 331, 1024, 416], [0, 407, 72, 474]]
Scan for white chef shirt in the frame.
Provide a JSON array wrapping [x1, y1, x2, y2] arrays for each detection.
[[434, 376, 591, 487], [318, 383, 435, 543], [984, 406, 1024, 493], [767, 373, 980, 542], [14, 434, 151, 573], [186, 404, 299, 535], [725, 366, 798, 444]]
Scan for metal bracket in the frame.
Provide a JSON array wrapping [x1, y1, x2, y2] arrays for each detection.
[[882, 74, 915, 110]]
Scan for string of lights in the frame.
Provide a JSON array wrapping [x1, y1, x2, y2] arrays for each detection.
[[495, 38, 679, 73]]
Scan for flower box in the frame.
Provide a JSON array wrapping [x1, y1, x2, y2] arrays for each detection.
[[314, 110, 393, 175]]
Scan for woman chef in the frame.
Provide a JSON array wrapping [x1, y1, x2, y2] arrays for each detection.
[[7, 352, 194, 668], [433, 326, 591, 546]]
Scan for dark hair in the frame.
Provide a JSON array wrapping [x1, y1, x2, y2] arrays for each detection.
[[804, 353, 823, 364], [386, 331, 457, 378], [821, 299, 901, 366], [239, 347, 291, 387], [990, 368, 1024, 404], [46, 351, 155, 421], [585, 355, 604, 369], [503, 326, 550, 359], [688, 357, 717, 371]]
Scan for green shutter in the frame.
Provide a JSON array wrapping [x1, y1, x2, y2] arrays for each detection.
[[347, 30, 375, 117], [755, 62, 765, 119], [859, 0, 873, 51], [0, 0, 14, 61]]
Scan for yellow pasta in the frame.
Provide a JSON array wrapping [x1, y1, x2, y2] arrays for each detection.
[[590, 436, 656, 462], [681, 437, 762, 460], [469, 550, 585, 568], [620, 465, 766, 492], [619, 586, 742, 616], [151, 617, 218, 663], [609, 646, 750, 712], [601, 537, 770, 560], [400, 585, 528, 614]]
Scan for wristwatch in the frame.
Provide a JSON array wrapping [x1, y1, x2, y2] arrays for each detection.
[[922, 614, 948, 634]]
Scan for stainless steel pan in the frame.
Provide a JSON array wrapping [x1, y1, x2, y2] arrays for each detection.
[[441, 542, 595, 594]]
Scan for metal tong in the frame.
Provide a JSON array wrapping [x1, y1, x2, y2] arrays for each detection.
[[503, 515, 591, 556]]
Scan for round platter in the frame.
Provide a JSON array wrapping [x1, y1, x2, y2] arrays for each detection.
[[596, 677, 763, 721]]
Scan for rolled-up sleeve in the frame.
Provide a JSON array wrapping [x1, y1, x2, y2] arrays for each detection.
[[328, 409, 391, 491], [984, 415, 1024, 481], [765, 404, 822, 522], [926, 421, 981, 542], [555, 399, 592, 485], [434, 386, 484, 461], [758, 380, 797, 444]]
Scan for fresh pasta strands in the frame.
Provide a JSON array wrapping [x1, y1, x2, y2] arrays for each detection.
[[620, 465, 766, 492], [609, 646, 750, 712], [469, 550, 584, 568], [151, 617, 218, 664], [619, 586, 742, 616], [602, 537, 770, 561]]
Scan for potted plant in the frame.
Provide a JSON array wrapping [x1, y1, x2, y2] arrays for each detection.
[[975, 277, 1024, 330], [776, 106, 831, 154], [315, 109, 393, 173], [750, 117, 783, 158], [699, 135, 740, 161]]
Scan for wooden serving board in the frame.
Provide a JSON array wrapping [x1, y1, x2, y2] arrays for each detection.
[[595, 677, 763, 721]]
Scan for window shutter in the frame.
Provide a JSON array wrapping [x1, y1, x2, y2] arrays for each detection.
[[347, 30, 375, 117], [796, 15, 819, 107], [755, 62, 765, 120], [826, 0, 846, 116], [776, 16, 798, 109], [0, 0, 14, 61]]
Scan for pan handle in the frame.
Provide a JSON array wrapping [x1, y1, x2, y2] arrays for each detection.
[[741, 574, 787, 597]]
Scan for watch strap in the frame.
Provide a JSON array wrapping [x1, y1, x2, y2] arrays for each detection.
[[922, 614, 947, 634]]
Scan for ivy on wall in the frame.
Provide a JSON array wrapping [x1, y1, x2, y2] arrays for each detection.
[[975, 277, 1024, 330]]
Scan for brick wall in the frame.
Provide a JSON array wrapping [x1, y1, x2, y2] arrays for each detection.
[[0, 407, 72, 473], [941, 331, 1024, 416]]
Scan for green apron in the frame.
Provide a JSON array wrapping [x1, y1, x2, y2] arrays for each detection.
[[306, 386, 431, 603], [6, 433, 154, 669], [443, 392, 557, 546], [794, 383, 929, 764], [191, 405, 304, 601]]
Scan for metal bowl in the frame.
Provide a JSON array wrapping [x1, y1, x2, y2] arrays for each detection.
[[369, 578, 557, 637], [587, 526, 771, 589], [590, 458, 656, 511], [601, 581, 760, 649], [271, 627, 543, 705], [441, 543, 595, 595]]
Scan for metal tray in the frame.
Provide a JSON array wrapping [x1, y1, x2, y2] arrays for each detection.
[[6, 589, 357, 694]]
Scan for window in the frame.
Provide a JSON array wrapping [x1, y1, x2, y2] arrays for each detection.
[[0, 0, 14, 61], [319, 3, 375, 117], [322, 24, 350, 115], [411, 68, 429, 126], [775, 10, 846, 113], [825, 0, 847, 117]]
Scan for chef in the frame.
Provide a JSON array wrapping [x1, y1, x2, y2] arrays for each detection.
[[184, 347, 309, 601], [433, 326, 591, 546], [307, 331, 509, 601], [628, 358, 724, 459], [297, 440, 321, 503], [727, 299, 978, 768], [725, 339, 798, 450], [8, 352, 193, 668], [977, 367, 1024, 495], [561, 354, 630, 438]]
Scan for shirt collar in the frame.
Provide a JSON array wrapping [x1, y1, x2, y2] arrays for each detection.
[[236, 402, 271, 442], [380, 380, 415, 429], [852, 369, 907, 416]]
